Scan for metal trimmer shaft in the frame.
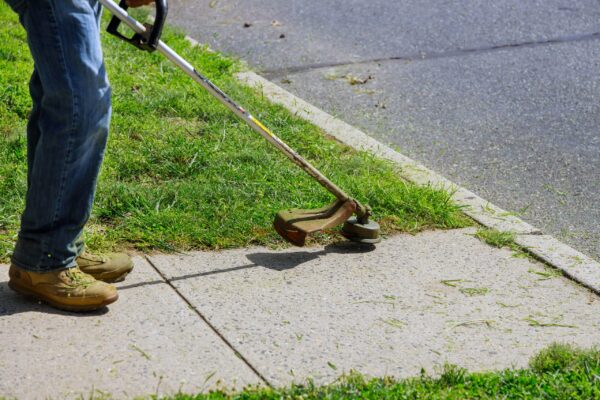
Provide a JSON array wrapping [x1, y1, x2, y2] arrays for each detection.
[[100, 0, 355, 205], [101, 0, 381, 245]]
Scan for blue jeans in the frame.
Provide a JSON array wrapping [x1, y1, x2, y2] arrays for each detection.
[[5, 0, 111, 272]]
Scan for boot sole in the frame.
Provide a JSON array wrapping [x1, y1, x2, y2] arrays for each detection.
[[83, 263, 134, 284], [8, 280, 118, 312], [99, 265, 134, 283]]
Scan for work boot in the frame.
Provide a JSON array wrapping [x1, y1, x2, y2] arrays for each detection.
[[76, 251, 134, 283], [8, 265, 118, 312]]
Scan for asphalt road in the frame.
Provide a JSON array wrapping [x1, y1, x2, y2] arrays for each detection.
[[167, 0, 600, 261]]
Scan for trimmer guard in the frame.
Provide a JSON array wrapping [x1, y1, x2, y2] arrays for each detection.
[[273, 200, 357, 246]]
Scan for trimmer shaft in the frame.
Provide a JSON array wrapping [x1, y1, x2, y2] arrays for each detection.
[[101, 0, 383, 247]]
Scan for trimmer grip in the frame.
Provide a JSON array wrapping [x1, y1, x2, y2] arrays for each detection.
[[106, 0, 168, 52], [148, 0, 168, 50]]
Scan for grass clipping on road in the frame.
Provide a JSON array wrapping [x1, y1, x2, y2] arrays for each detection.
[[0, 4, 469, 257]]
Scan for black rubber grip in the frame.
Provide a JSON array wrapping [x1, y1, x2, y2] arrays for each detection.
[[106, 0, 168, 52]]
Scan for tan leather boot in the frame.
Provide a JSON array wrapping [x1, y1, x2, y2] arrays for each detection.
[[8, 265, 118, 312], [76, 251, 133, 283]]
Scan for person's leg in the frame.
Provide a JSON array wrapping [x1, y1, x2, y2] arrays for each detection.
[[10, 0, 111, 272], [26, 70, 43, 190], [5, 0, 119, 311]]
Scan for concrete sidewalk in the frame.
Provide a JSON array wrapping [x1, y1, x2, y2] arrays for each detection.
[[1, 227, 599, 398]]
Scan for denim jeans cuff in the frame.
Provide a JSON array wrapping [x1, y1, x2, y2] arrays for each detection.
[[11, 256, 78, 273], [11, 237, 80, 272]]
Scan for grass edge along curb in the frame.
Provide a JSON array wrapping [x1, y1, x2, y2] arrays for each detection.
[[0, 3, 469, 259], [234, 70, 600, 296]]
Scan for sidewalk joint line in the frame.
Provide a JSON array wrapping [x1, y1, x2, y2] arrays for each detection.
[[143, 255, 273, 387], [261, 31, 600, 77]]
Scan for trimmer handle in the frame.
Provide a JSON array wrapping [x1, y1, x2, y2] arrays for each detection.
[[106, 0, 168, 52]]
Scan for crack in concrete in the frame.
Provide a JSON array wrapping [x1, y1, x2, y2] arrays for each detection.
[[144, 255, 273, 387], [262, 31, 600, 77]]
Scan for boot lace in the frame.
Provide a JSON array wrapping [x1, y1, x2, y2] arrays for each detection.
[[64, 268, 97, 289]]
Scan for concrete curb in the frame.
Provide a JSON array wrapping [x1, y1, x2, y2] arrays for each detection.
[[515, 234, 600, 294], [235, 72, 538, 235], [232, 70, 600, 295]]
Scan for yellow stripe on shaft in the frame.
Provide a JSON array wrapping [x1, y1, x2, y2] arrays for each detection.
[[249, 116, 274, 137]]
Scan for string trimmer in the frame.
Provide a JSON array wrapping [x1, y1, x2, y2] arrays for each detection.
[[100, 0, 381, 246]]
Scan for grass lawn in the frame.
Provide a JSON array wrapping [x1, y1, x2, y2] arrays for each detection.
[[166, 344, 600, 399], [0, 3, 469, 258]]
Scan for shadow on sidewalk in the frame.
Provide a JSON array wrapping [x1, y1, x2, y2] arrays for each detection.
[[246, 241, 376, 271], [0, 243, 376, 314], [117, 242, 376, 291], [0, 281, 110, 316]]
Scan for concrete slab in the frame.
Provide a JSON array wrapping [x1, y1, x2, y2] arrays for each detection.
[[149, 228, 600, 386], [0, 257, 260, 399]]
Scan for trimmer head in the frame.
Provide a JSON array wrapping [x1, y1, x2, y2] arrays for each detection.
[[341, 216, 381, 244], [273, 199, 381, 246]]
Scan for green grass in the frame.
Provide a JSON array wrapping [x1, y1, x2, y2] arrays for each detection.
[[160, 343, 600, 399], [474, 228, 517, 250], [0, 3, 470, 258]]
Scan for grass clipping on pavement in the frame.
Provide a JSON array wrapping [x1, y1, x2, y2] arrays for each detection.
[[0, 4, 469, 257]]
